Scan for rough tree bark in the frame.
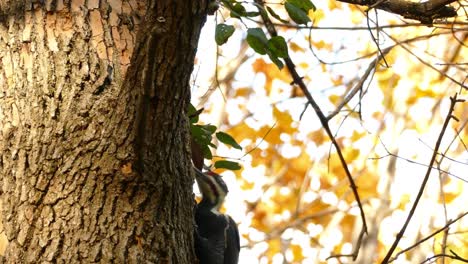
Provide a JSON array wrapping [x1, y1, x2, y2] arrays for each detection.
[[0, 0, 208, 262]]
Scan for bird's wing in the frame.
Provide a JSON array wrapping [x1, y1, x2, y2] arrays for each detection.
[[229, 216, 240, 252], [223, 216, 240, 264], [195, 227, 224, 264]]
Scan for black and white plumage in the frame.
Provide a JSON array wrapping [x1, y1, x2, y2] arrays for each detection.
[[194, 168, 240, 264]]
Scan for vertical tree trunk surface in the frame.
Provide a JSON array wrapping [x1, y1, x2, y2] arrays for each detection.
[[0, 0, 207, 262]]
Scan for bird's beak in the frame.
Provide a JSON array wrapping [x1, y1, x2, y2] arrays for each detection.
[[194, 167, 208, 185], [193, 168, 216, 203]]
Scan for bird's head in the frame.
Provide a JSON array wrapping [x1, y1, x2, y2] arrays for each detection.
[[194, 168, 229, 211]]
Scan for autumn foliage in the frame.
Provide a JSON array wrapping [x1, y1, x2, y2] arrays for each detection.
[[192, 0, 467, 263]]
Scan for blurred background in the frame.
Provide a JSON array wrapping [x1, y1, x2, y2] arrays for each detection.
[[190, 0, 467, 263]]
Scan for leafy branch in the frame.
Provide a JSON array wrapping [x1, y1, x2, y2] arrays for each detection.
[[214, 0, 370, 255], [250, 0, 369, 258], [188, 103, 242, 171]]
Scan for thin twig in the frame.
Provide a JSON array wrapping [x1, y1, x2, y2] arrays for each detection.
[[420, 251, 468, 264], [370, 140, 467, 183], [254, 0, 369, 253], [381, 93, 464, 263], [388, 212, 468, 262], [327, 227, 366, 261], [374, 24, 468, 90], [326, 46, 392, 121]]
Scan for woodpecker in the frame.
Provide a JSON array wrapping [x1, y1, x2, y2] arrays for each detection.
[[193, 168, 240, 264]]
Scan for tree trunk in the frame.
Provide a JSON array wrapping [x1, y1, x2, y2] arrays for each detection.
[[0, 0, 208, 262]]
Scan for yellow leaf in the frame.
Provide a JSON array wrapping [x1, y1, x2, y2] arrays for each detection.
[[290, 244, 304, 261], [258, 125, 282, 145], [273, 106, 291, 124], [273, 106, 297, 134], [249, 148, 265, 167], [349, 5, 364, 24], [341, 215, 357, 241], [309, 9, 324, 23], [300, 199, 331, 226], [441, 179, 463, 203], [321, 63, 327, 72], [415, 87, 437, 98], [328, 94, 341, 105], [240, 179, 254, 192], [252, 58, 291, 95], [354, 172, 379, 200], [331, 75, 343, 86], [290, 151, 311, 173], [291, 85, 304, 98], [290, 42, 305, 52], [309, 129, 327, 146], [252, 58, 268, 73], [345, 148, 360, 162], [251, 204, 269, 230], [405, 95, 417, 106], [350, 130, 366, 142], [298, 62, 309, 69], [328, 0, 342, 10], [329, 158, 345, 182], [282, 152, 311, 184], [234, 87, 251, 97], [267, 239, 281, 259], [226, 123, 256, 142], [397, 194, 411, 210], [377, 69, 400, 95], [372, 111, 383, 120], [312, 40, 332, 51]]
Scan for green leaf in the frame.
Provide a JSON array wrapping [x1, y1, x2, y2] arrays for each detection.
[[245, 11, 260, 17], [188, 103, 203, 123], [202, 124, 217, 134], [266, 6, 289, 23], [216, 131, 242, 150], [190, 124, 203, 140], [207, 1, 220, 15], [246, 28, 268, 55], [215, 24, 235, 45], [287, 0, 316, 12], [221, 0, 235, 10], [230, 3, 246, 18], [191, 125, 212, 145], [214, 160, 242, 170], [267, 36, 289, 58], [251, 2, 269, 18], [267, 51, 284, 69], [201, 144, 213, 159], [285, 2, 311, 24], [191, 124, 216, 159], [188, 103, 198, 123]]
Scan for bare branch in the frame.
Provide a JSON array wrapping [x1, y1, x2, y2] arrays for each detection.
[[381, 93, 464, 263], [254, 0, 369, 257], [420, 251, 468, 264], [389, 212, 468, 262], [326, 46, 391, 121], [337, 0, 458, 24]]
